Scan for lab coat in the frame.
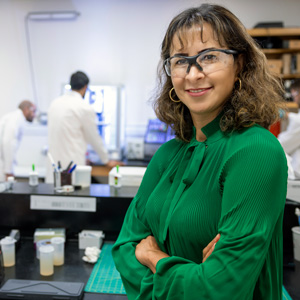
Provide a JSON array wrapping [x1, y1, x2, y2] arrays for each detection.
[[46, 90, 109, 183], [0, 109, 26, 181], [278, 110, 300, 178]]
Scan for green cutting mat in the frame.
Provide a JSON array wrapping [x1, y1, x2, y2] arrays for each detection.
[[85, 243, 293, 299], [283, 286, 293, 300], [84, 242, 126, 294]]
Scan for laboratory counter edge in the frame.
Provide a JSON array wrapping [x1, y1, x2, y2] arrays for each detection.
[[0, 182, 138, 241], [0, 183, 299, 299]]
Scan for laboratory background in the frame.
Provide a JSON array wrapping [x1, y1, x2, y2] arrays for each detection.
[[1, 0, 300, 299], [1, 0, 300, 177]]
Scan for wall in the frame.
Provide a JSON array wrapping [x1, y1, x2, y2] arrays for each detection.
[[1, 0, 300, 137]]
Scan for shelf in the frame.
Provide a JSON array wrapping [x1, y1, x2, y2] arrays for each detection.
[[280, 74, 300, 79], [263, 49, 300, 54], [247, 28, 300, 37]]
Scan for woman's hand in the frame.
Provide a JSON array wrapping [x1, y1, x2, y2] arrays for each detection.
[[202, 234, 221, 263], [135, 236, 169, 274]]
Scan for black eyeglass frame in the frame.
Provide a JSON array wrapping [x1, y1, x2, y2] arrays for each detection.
[[164, 48, 239, 76]]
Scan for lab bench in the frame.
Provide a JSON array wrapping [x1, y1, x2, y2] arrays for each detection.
[[0, 182, 138, 241], [0, 182, 134, 299], [0, 182, 299, 299]]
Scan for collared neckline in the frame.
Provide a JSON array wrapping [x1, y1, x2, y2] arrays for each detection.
[[191, 112, 225, 145]]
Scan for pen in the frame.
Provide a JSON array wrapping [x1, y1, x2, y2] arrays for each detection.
[[68, 164, 77, 174], [47, 152, 57, 172], [58, 161, 62, 171], [65, 161, 73, 172]]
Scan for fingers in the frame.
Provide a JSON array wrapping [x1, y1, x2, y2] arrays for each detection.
[[202, 234, 220, 254], [202, 242, 216, 263], [202, 233, 221, 263]]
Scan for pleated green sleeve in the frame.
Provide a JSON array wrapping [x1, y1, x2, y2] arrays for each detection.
[[113, 121, 287, 300], [112, 140, 181, 299], [153, 139, 287, 300]]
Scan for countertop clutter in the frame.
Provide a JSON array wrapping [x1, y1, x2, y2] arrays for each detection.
[[0, 182, 299, 299]]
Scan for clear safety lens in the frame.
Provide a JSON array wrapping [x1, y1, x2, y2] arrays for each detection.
[[165, 49, 236, 78]]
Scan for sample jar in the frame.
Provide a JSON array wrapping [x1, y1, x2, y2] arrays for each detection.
[[39, 245, 54, 276], [292, 226, 300, 261], [51, 237, 65, 266], [29, 171, 39, 186], [0, 236, 16, 267]]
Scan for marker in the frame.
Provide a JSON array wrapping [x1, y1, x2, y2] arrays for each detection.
[[68, 164, 77, 174], [32, 164, 35, 171], [65, 161, 73, 172]]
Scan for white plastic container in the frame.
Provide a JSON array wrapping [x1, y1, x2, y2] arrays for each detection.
[[39, 245, 54, 276], [51, 237, 65, 266], [109, 167, 146, 187], [0, 236, 16, 267], [292, 226, 300, 261], [29, 171, 39, 186], [73, 165, 92, 188], [78, 230, 105, 249]]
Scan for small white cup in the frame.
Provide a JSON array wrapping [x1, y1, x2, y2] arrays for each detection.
[[39, 245, 54, 276], [51, 237, 65, 266], [0, 236, 16, 267], [29, 171, 39, 186]]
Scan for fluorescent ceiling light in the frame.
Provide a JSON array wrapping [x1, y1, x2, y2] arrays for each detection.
[[27, 11, 80, 21]]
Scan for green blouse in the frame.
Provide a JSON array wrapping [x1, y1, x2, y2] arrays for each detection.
[[112, 115, 288, 300]]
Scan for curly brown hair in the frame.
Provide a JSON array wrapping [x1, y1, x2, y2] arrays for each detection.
[[153, 4, 286, 142]]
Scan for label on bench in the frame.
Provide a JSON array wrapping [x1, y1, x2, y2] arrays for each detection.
[[30, 195, 96, 212]]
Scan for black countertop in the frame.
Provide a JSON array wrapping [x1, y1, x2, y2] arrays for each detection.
[[0, 183, 138, 241], [6, 182, 138, 198], [0, 183, 299, 299]]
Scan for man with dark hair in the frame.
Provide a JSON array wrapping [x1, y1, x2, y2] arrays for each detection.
[[70, 71, 89, 90], [46, 71, 121, 183], [0, 100, 36, 180], [278, 79, 300, 178]]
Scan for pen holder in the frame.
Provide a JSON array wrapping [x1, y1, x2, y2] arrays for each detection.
[[53, 172, 61, 190], [61, 172, 72, 186], [53, 172, 72, 190]]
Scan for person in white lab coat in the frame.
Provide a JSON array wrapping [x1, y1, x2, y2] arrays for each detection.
[[278, 79, 300, 178], [0, 100, 36, 181], [46, 71, 122, 183]]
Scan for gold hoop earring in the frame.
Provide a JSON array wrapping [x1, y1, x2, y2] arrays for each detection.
[[237, 78, 242, 91], [169, 87, 181, 103]]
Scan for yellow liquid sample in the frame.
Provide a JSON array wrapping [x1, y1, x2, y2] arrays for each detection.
[[54, 255, 64, 266], [3, 251, 15, 267], [40, 258, 54, 276]]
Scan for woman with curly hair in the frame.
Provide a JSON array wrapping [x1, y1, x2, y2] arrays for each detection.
[[113, 4, 288, 299]]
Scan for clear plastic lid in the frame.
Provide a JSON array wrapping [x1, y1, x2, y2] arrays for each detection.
[[39, 245, 54, 253], [0, 236, 16, 245], [51, 237, 65, 244]]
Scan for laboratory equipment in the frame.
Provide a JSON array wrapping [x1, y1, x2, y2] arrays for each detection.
[[39, 245, 54, 276], [29, 164, 39, 186], [73, 165, 92, 188], [0, 236, 16, 267], [79, 230, 105, 249], [51, 237, 65, 266], [144, 119, 175, 161], [292, 226, 300, 261], [109, 166, 146, 187]]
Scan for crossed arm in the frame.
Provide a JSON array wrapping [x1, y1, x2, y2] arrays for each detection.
[[135, 234, 221, 273]]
